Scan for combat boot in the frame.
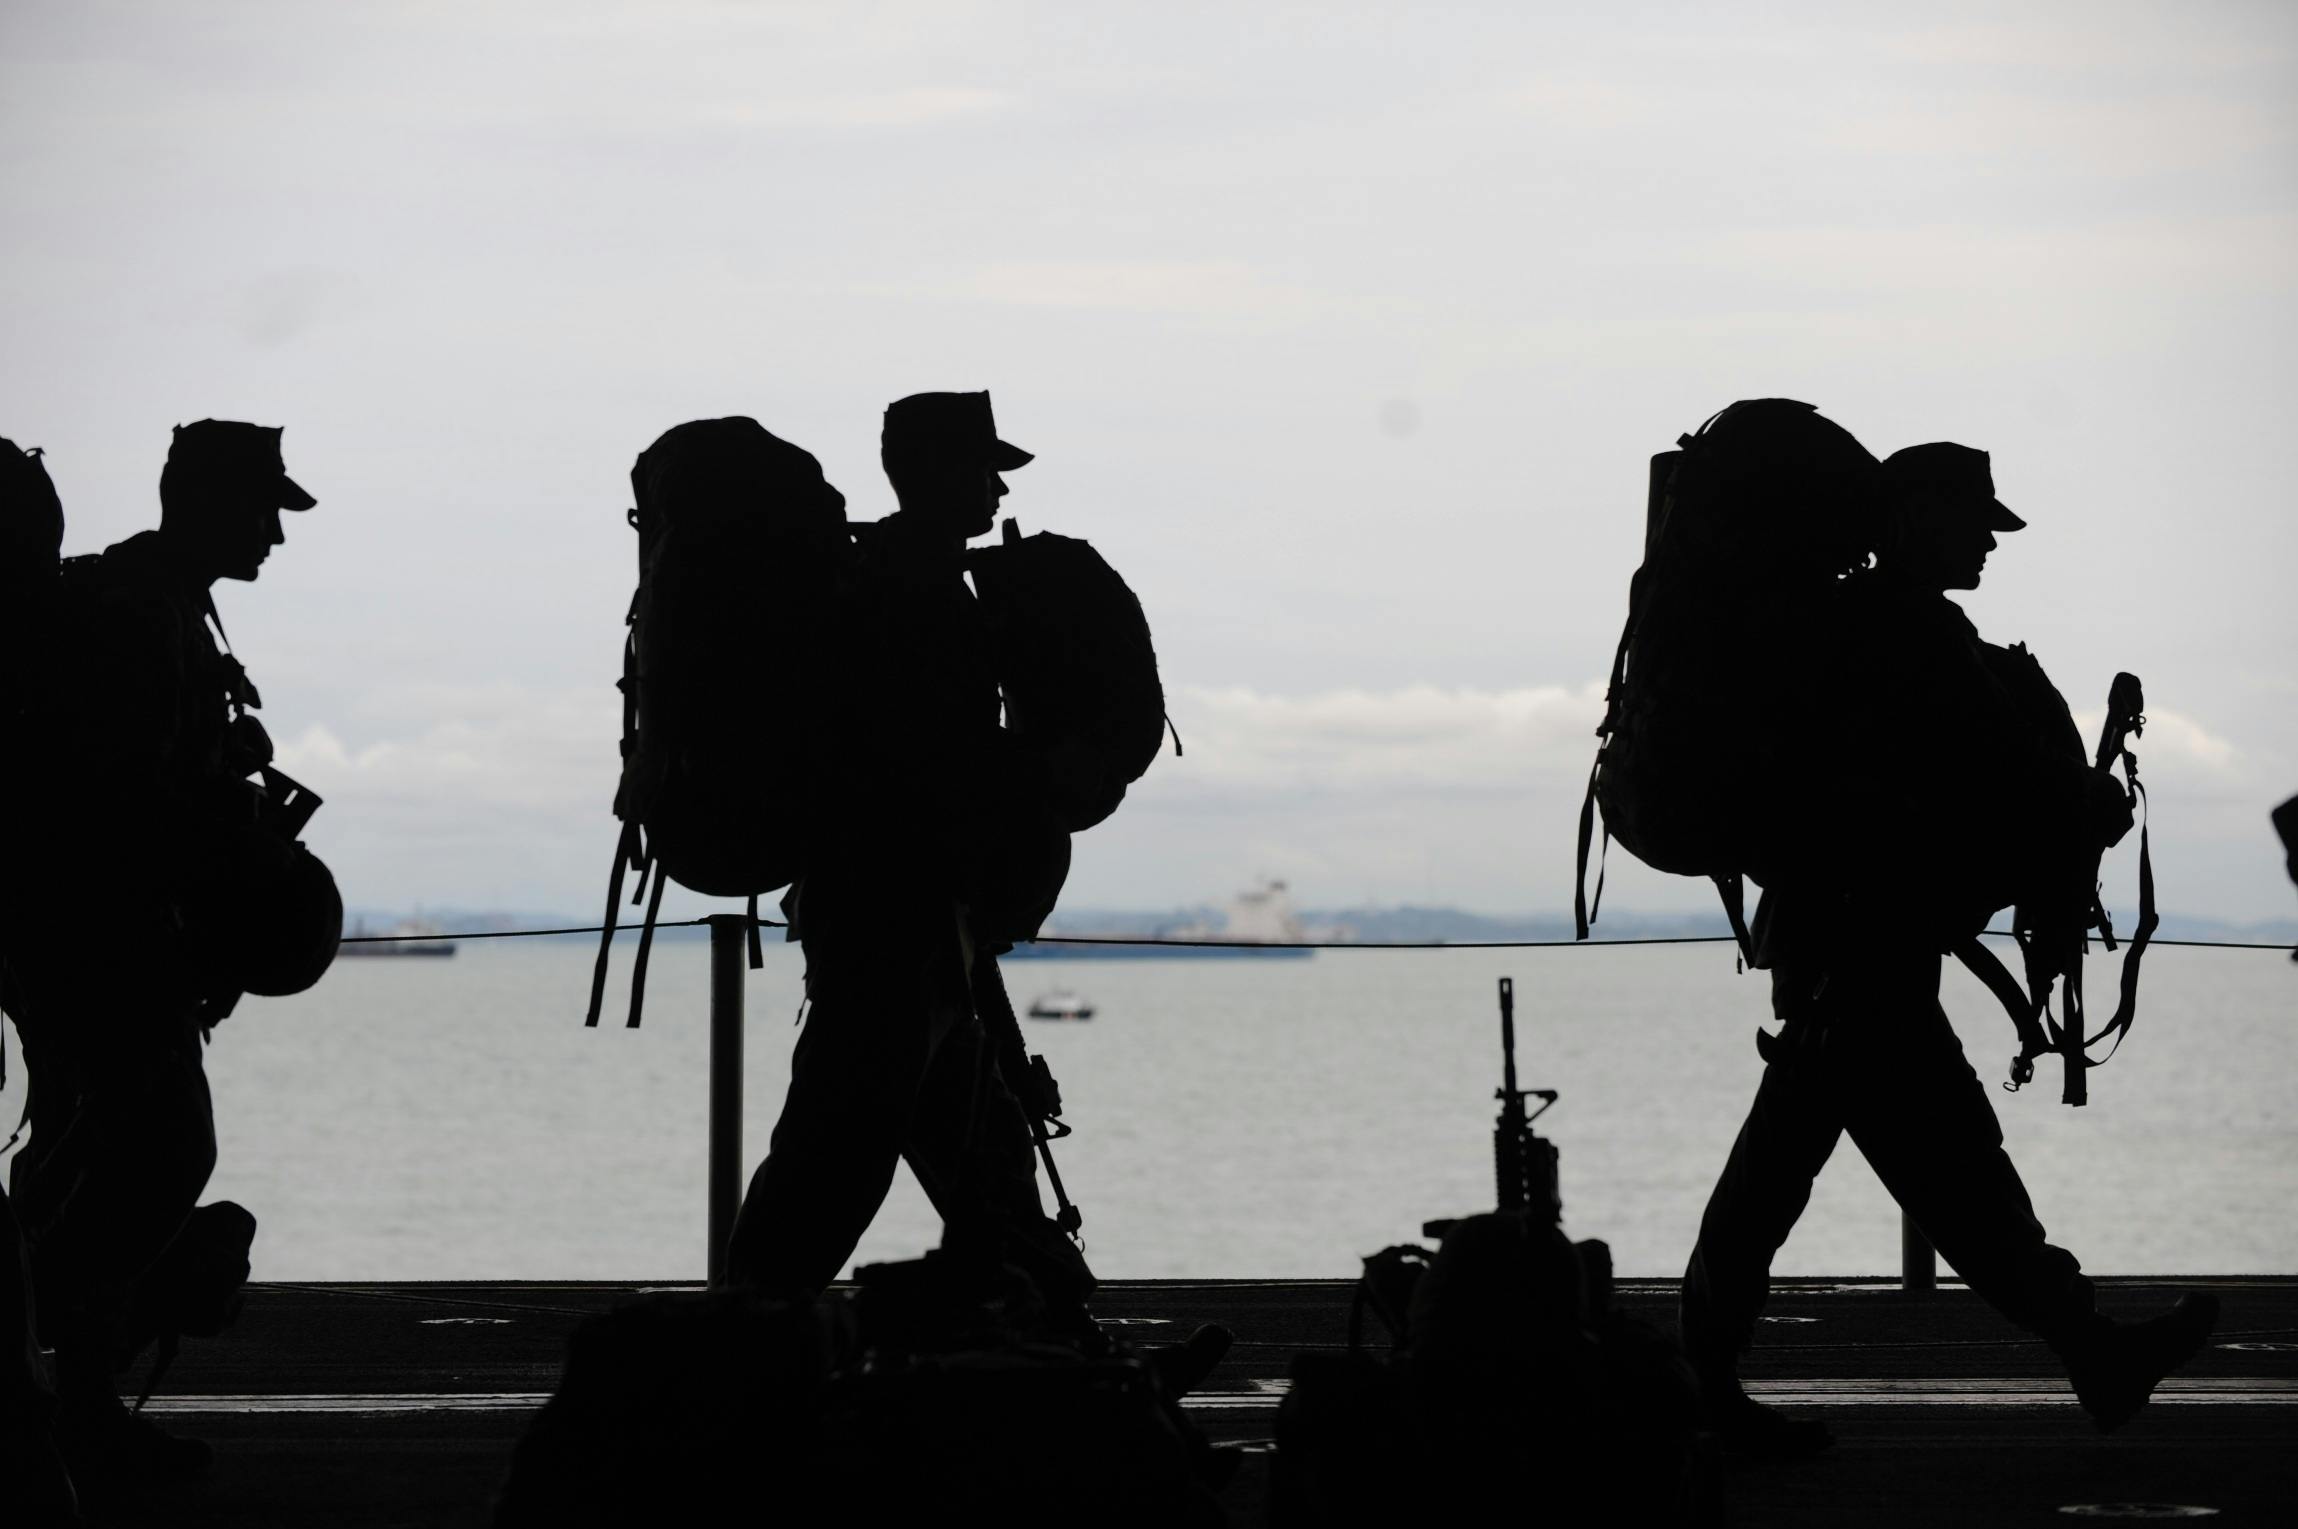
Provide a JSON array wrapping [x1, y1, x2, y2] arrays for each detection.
[[2062, 1291, 2220, 1432]]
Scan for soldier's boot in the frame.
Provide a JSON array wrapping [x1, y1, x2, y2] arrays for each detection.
[[1693, 1368, 1834, 1458], [2061, 1291, 2220, 1433]]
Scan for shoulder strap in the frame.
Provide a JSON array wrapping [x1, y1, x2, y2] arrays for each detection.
[[583, 819, 639, 1027], [1574, 598, 1641, 941], [1954, 936, 2052, 1091], [622, 864, 667, 1030]]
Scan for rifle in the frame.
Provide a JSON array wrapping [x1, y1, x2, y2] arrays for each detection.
[[1996, 671, 2154, 1106], [969, 953, 1084, 1241], [1425, 977, 1560, 1237]]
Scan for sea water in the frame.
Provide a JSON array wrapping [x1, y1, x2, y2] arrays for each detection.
[[3, 940, 2289, 1282]]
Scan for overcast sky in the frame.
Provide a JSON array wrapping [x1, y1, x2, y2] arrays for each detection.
[[5, 0, 2293, 922]]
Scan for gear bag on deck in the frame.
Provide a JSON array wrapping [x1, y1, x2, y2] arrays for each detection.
[[1574, 399, 1883, 949], [585, 418, 852, 1028], [965, 519, 1174, 834]]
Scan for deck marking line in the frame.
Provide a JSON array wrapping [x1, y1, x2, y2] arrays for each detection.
[[138, 1376, 2298, 1417]]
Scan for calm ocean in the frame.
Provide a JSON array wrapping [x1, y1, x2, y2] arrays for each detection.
[[5, 940, 2290, 1282]]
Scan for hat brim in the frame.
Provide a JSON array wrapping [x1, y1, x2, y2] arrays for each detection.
[[275, 474, 316, 512], [990, 440, 1034, 472], [1986, 498, 2024, 532]]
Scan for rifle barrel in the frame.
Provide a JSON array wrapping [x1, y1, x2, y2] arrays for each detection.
[[1499, 976, 1518, 1097]]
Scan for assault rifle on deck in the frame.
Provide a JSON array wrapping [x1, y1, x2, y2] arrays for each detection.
[[1424, 977, 1561, 1237]]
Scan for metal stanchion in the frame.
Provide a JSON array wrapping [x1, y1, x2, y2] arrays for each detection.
[[1901, 1211, 1937, 1294], [705, 913, 747, 1284]]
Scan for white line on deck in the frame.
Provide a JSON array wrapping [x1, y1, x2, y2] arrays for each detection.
[[138, 1376, 2298, 1417]]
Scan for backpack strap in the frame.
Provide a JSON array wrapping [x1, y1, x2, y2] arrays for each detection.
[[1714, 873, 1752, 967], [2087, 757, 2157, 1069], [583, 819, 640, 1027], [1574, 599, 1640, 941], [623, 867, 667, 1029], [198, 593, 261, 715], [1953, 936, 2052, 1092], [1572, 760, 1608, 942]]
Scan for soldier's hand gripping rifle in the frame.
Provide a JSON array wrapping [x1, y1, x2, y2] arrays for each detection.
[[969, 953, 1084, 1241], [2004, 672, 2156, 1106]]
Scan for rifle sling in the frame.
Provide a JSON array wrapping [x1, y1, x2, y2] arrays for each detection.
[[2092, 776, 2156, 1063], [1953, 936, 2051, 1068]]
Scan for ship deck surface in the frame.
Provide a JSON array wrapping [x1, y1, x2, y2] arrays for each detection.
[[82, 1276, 2298, 1525]]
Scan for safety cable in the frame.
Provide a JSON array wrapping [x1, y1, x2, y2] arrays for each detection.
[[337, 921, 2293, 952]]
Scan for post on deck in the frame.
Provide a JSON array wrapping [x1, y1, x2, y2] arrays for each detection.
[[705, 913, 747, 1284], [1901, 1211, 1937, 1294]]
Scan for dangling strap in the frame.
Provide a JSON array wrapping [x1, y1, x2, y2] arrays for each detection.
[[1574, 749, 1607, 941], [2090, 773, 2156, 1066], [1575, 602, 1641, 941], [1165, 714, 1185, 758], [624, 870, 667, 1030], [1714, 873, 1753, 967], [1954, 936, 2050, 1091], [2018, 928, 2066, 1091], [2057, 934, 2088, 1108], [583, 820, 638, 1027], [746, 893, 765, 969], [199, 593, 260, 714]]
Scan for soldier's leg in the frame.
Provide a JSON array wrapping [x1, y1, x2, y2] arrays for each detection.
[[901, 1015, 1095, 1311], [1679, 969, 1847, 1389], [10, 991, 218, 1481], [11, 1016, 217, 1372], [723, 938, 941, 1295], [1840, 953, 2098, 1345]]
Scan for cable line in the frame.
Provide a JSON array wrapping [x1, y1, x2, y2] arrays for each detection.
[[336, 922, 2291, 952]]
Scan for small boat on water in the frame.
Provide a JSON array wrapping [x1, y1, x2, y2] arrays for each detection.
[[1026, 988, 1095, 1021], [338, 920, 458, 958]]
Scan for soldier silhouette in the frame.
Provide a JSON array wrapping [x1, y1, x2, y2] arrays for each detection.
[[5, 420, 319, 1483], [724, 392, 1096, 1330], [1677, 437, 2219, 1454]]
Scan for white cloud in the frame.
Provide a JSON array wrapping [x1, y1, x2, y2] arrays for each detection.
[[1162, 683, 1605, 795], [2070, 704, 2243, 794]]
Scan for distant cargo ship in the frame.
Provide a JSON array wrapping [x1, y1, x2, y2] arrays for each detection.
[[1005, 880, 1338, 960], [338, 920, 458, 958]]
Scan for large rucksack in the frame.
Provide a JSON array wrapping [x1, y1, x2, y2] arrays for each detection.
[[966, 519, 1172, 833], [585, 418, 851, 1027], [1574, 400, 1882, 947]]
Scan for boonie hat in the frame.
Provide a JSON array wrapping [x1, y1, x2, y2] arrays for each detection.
[[167, 420, 316, 511], [1882, 442, 2022, 531], [882, 391, 1033, 472]]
